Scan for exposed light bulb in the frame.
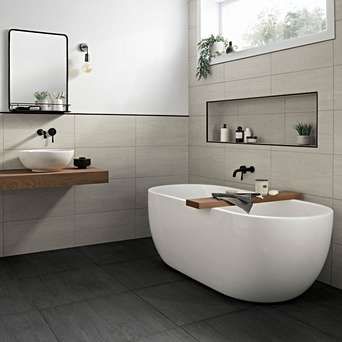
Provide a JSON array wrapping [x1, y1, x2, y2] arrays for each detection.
[[82, 62, 93, 73]]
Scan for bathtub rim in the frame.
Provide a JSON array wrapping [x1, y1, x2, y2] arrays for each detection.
[[148, 184, 333, 221]]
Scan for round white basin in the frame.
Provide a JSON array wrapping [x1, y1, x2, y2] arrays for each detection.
[[19, 149, 74, 172]]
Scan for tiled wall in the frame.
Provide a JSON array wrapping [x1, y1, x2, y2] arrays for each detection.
[[188, 0, 342, 289], [0, 114, 188, 256]]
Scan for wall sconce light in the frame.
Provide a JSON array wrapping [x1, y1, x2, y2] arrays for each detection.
[[79, 43, 93, 73]]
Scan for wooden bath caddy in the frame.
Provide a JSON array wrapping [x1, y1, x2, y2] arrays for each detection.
[[186, 192, 303, 209]]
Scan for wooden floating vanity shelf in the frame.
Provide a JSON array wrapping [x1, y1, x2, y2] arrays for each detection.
[[0, 168, 109, 190], [186, 192, 303, 209]]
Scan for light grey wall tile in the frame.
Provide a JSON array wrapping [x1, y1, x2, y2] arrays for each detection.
[[76, 147, 135, 179], [188, 175, 225, 186], [3, 188, 74, 222], [285, 93, 317, 113], [3, 114, 75, 150], [75, 178, 135, 215], [4, 216, 74, 256], [136, 146, 188, 177], [334, 65, 342, 110], [189, 116, 206, 146], [135, 175, 188, 209], [337, 0, 342, 20], [225, 76, 272, 99], [189, 83, 225, 116], [334, 20, 342, 66], [189, 146, 225, 179], [75, 210, 135, 246], [225, 54, 271, 81], [237, 96, 284, 115], [272, 68, 333, 111], [225, 149, 271, 185], [136, 117, 188, 146], [334, 111, 342, 154], [135, 209, 151, 239], [188, 27, 198, 59], [272, 41, 333, 74], [332, 243, 342, 288], [333, 199, 342, 245], [271, 151, 332, 197], [75, 115, 135, 147], [334, 155, 342, 199]]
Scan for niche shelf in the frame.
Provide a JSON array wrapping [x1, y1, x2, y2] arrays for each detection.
[[0, 168, 108, 191]]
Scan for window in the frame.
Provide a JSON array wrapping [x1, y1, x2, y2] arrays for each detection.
[[201, 0, 335, 62]]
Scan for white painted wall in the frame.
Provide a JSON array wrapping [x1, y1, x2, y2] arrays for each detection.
[[0, 0, 188, 115]]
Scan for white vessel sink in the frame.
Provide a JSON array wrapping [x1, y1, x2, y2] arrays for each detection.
[[19, 149, 74, 172]]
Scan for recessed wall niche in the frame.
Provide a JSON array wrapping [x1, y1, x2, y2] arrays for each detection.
[[207, 92, 318, 148]]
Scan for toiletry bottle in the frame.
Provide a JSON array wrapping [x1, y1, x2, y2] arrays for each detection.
[[226, 41, 234, 54], [220, 124, 229, 142], [244, 128, 252, 143], [235, 126, 244, 143]]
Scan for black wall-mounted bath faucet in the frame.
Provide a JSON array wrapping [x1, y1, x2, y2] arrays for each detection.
[[37, 128, 57, 143], [233, 165, 255, 181]]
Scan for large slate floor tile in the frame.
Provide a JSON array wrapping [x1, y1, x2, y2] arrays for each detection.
[[42, 292, 175, 342], [101, 258, 184, 290], [272, 283, 342, 339], [136, 328, 197, 342], [136, 279, 250, 325], [0, 310, 58, 341], [184, 307, 337, 342], [80, 238, 159, 265]]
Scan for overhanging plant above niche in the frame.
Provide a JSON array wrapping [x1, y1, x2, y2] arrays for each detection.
[[197, 35, 234, 80]]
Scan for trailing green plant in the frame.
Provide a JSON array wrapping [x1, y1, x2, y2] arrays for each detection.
[[294, 122, 313, 136], [197, 35, 228, 80], [34, 91, 49, 101]]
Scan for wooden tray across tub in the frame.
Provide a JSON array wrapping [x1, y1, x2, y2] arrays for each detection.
[[186, 192, 303, 209]]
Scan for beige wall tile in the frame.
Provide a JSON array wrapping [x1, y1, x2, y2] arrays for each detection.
[[75, 178, 135, 215], [334, 20, 342, 66], [335, 111, 342, 154], [135, 209, 151, 239], [225, 149, 271, 185], [225, 76, 272, 99], [75, 115, 135, 147], [189, 116, 207, 146], [271, 151, 333, 197], [334, 155, 342, 199], [237, 96, 284, 115], [225, 54, 271, 81], [75, 147, 135, 179], [189, 146, 225, 179], [3, 188, 74, 222], [135, 175, 188, 209], [188, 175, 225, 185], [334, 65, 342, 110], [3, 114, 75, 150], [136, 117, 188, 146], [272, 41, 333, 74], [75, 210, 135, 246], [285, 93, 317, 113], [332, 243, 342, 288], [4, 216, 74, 256], [336, 0, 342, 21], [333, 199, 342, 245], [136, 146, 188, 177], [272, 68, 333, 110]]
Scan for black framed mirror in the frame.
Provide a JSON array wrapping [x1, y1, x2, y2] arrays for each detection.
[[8, 29, 69, 113]]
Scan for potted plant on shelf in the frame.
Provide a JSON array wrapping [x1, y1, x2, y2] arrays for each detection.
[[294, 122, 313, 145], [197, 35, 228, 80], [50, 91, 65, 112], [34, 91, 49, 111]]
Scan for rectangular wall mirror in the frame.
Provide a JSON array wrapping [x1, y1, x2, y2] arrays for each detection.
[[8, 29, 69, 113], [207, 92, 318, 148]]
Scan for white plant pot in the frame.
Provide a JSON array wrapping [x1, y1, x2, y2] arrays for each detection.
[[52, 99, 64, 112], [212, 41, 225, 56], [297, 135, 311, 145], [36, 99, 50, 111]]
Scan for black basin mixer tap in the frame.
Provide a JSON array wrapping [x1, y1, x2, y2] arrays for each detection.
[[232, 165, 255, 181]]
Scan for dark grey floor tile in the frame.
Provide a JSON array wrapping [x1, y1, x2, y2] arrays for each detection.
[[101, 258, 184, 290], [0, 310, 58, 341], [272, 283, 342, 339], [136, 279, 250, 325], [136, 328, 197, 342], [81, 238, 159, 265], [184, 307, 337, 342], [3, 248, 95, 279], [42, 292, 175, 342]]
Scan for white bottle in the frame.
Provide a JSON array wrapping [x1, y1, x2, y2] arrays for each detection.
[[220, 124, 229, 142], [244, 127, 252, 143]]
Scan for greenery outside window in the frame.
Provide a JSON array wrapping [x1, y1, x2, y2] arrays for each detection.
[[200, 0, 335, 63]]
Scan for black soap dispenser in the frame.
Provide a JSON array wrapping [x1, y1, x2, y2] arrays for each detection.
[[235, 126, 244, 143]]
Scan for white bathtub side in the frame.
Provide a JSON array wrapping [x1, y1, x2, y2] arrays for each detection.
[[148, 188, 333, 303]]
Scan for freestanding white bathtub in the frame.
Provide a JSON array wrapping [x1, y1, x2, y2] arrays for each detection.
[[148, 184, 333, 303]]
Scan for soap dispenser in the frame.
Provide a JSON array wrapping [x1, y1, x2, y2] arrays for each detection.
[[220, 124, 229, 142], [235, 126, 244, 143], [244, 128, 252, 143]]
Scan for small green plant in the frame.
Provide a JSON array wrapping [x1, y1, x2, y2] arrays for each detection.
[[294, 122, 313, 136], [34, 91, 49, 101], [51, 91, 65, 100], [197, 35, 228, 80]]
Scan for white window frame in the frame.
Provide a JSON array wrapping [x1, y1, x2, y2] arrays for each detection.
[[200, 0, 335, 64]]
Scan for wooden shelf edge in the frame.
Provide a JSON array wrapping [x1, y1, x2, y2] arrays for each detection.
[[0, 168, 109, 190]]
